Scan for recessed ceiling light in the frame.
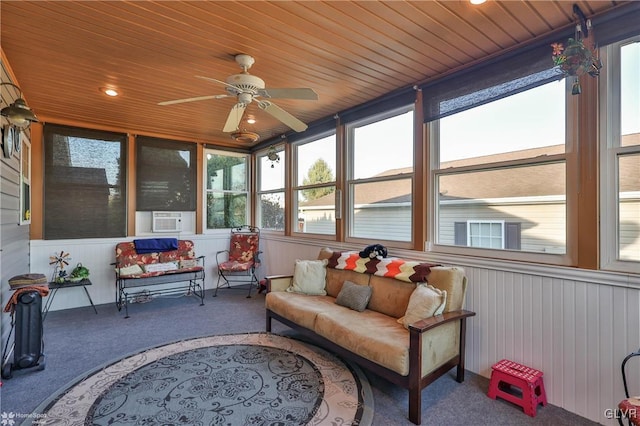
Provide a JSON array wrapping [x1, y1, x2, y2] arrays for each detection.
[[101, 87, 119, 97], [470, 0, 486, 4], [246, 115, 256, 124]]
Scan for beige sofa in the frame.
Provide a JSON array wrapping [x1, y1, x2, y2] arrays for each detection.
[[265, 248, 475, 425]]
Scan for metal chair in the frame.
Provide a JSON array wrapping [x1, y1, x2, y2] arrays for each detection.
[[215, 225, 261, 298], [618, 349, 640, 426]]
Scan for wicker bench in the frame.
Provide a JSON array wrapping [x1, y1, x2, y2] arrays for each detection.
[[113, 239, 205, 317]]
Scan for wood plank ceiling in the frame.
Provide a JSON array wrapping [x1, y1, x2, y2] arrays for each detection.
[[0, 1, 622, 148]]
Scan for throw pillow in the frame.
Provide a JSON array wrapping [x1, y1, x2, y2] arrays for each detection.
[[179, 259, 199, 269], [117, 264, 144, 276], [335, 280, 372, 312], [143, 262, 178, 273], [286, 259, 328, 295], [398, 284, 447, 329]]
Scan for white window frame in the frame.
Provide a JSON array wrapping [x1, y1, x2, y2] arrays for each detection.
[[428, 80, 578, 265], [292, 132, 337, 238], [467, 220, 505, 249], [19, 134, 31, 225], [345, 106, 415, 247], [600, 36, 640, 273], [203, 148, 250, 231], [256, 144, 286, 233]]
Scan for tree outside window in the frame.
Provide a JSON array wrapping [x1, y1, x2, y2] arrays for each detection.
[[205, 151, 248, 229]]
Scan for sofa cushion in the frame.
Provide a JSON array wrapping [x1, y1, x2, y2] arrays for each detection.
[[398, 284, 447, 329], [335, 280, 372, 312], [265, 292, 343, 330], [368, 275, 416, 319], [427, 267, 466, 312], [320, 248, 369, 297], [286, 259, 328, 295], [325, 268, 369, 298], [315, 309, 410, 376]]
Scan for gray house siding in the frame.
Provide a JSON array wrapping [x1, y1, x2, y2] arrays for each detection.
[[439, 202, 567, 253], [1, 60, 32, 367]]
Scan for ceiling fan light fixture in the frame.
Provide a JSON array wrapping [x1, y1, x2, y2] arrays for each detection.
[[230, 130, 260, 144]]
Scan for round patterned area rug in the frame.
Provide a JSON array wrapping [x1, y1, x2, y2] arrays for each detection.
[[28, 333, 373, 425]]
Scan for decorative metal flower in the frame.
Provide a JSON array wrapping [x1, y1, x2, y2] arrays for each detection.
[[49, 250, 71, 282], [552, 38, 600, 78], [49, 250, 71, 269], [551, 5, 602, 95]]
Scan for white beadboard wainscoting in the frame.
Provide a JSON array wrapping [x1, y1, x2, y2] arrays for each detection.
[[30, 234, 640, 424], [259, 235, 640, 426]]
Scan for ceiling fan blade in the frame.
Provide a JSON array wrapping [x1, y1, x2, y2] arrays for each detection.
[[223, 102, 247, 132], [195, 75, 239, 91], [158, 94, 230, 106], [258, 88, 318, 100], [258, 101, 308, 132]]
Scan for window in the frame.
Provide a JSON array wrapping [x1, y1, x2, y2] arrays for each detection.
[[432, 79, 570, 258], [136, 137, 196, 211], [205, 150, 249, 229], [257, 146, 286, 231], [601, 36, 640, 272], [346, 108, 414, 243], [43, 125, 126, 239], [454, 220, 522, 250], [294, 134, 336, 235], [19, 136, 31, 225]]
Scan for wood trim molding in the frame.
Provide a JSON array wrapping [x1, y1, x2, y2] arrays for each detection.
[[196, 143, 203, 234], [126, 134, 136, 236], [412, 89, 426, 251], [29, 122, 44, 240], [576, 76, 600, 270]]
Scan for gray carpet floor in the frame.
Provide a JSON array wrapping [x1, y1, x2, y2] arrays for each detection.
[[0, 288, 597, 425]]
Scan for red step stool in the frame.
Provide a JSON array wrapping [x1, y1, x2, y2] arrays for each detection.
[[487, 359, 547, 417]]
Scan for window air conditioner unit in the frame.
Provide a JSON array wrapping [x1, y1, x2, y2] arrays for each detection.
[[152, 212, 182, 233]]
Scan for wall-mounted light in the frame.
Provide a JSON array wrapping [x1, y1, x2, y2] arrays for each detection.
[[0, 82, 38, 129]]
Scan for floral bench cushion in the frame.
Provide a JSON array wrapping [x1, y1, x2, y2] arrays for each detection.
[[115, 240, 203, 278]]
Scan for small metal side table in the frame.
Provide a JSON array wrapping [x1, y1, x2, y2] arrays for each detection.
[[43, 279, 98, 320]]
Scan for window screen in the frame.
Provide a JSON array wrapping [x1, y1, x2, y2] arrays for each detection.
[[44, 125, 126, 239], [136, 137, 196, 211]]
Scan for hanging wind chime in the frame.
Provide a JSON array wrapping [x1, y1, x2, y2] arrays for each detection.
[[266, 145, 280, 168], [551, 4, 602, 95]]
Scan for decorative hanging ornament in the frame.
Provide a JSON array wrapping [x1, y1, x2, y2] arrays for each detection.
[[266, 145, 280, 168], [551, 4, 602, 95]]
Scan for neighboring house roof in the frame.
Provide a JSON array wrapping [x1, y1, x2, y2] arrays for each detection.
[[299, 141, 639, 208], [47, 166, 110, 195]]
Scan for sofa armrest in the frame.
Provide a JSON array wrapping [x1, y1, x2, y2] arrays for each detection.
[[408, 310, 476, 333], [266, 275, 293, 292]]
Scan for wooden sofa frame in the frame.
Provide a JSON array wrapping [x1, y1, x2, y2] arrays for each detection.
[[265, 276, 475, 425]]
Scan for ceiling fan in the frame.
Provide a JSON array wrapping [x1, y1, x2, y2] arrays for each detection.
[[159, 54, 318, 133]]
